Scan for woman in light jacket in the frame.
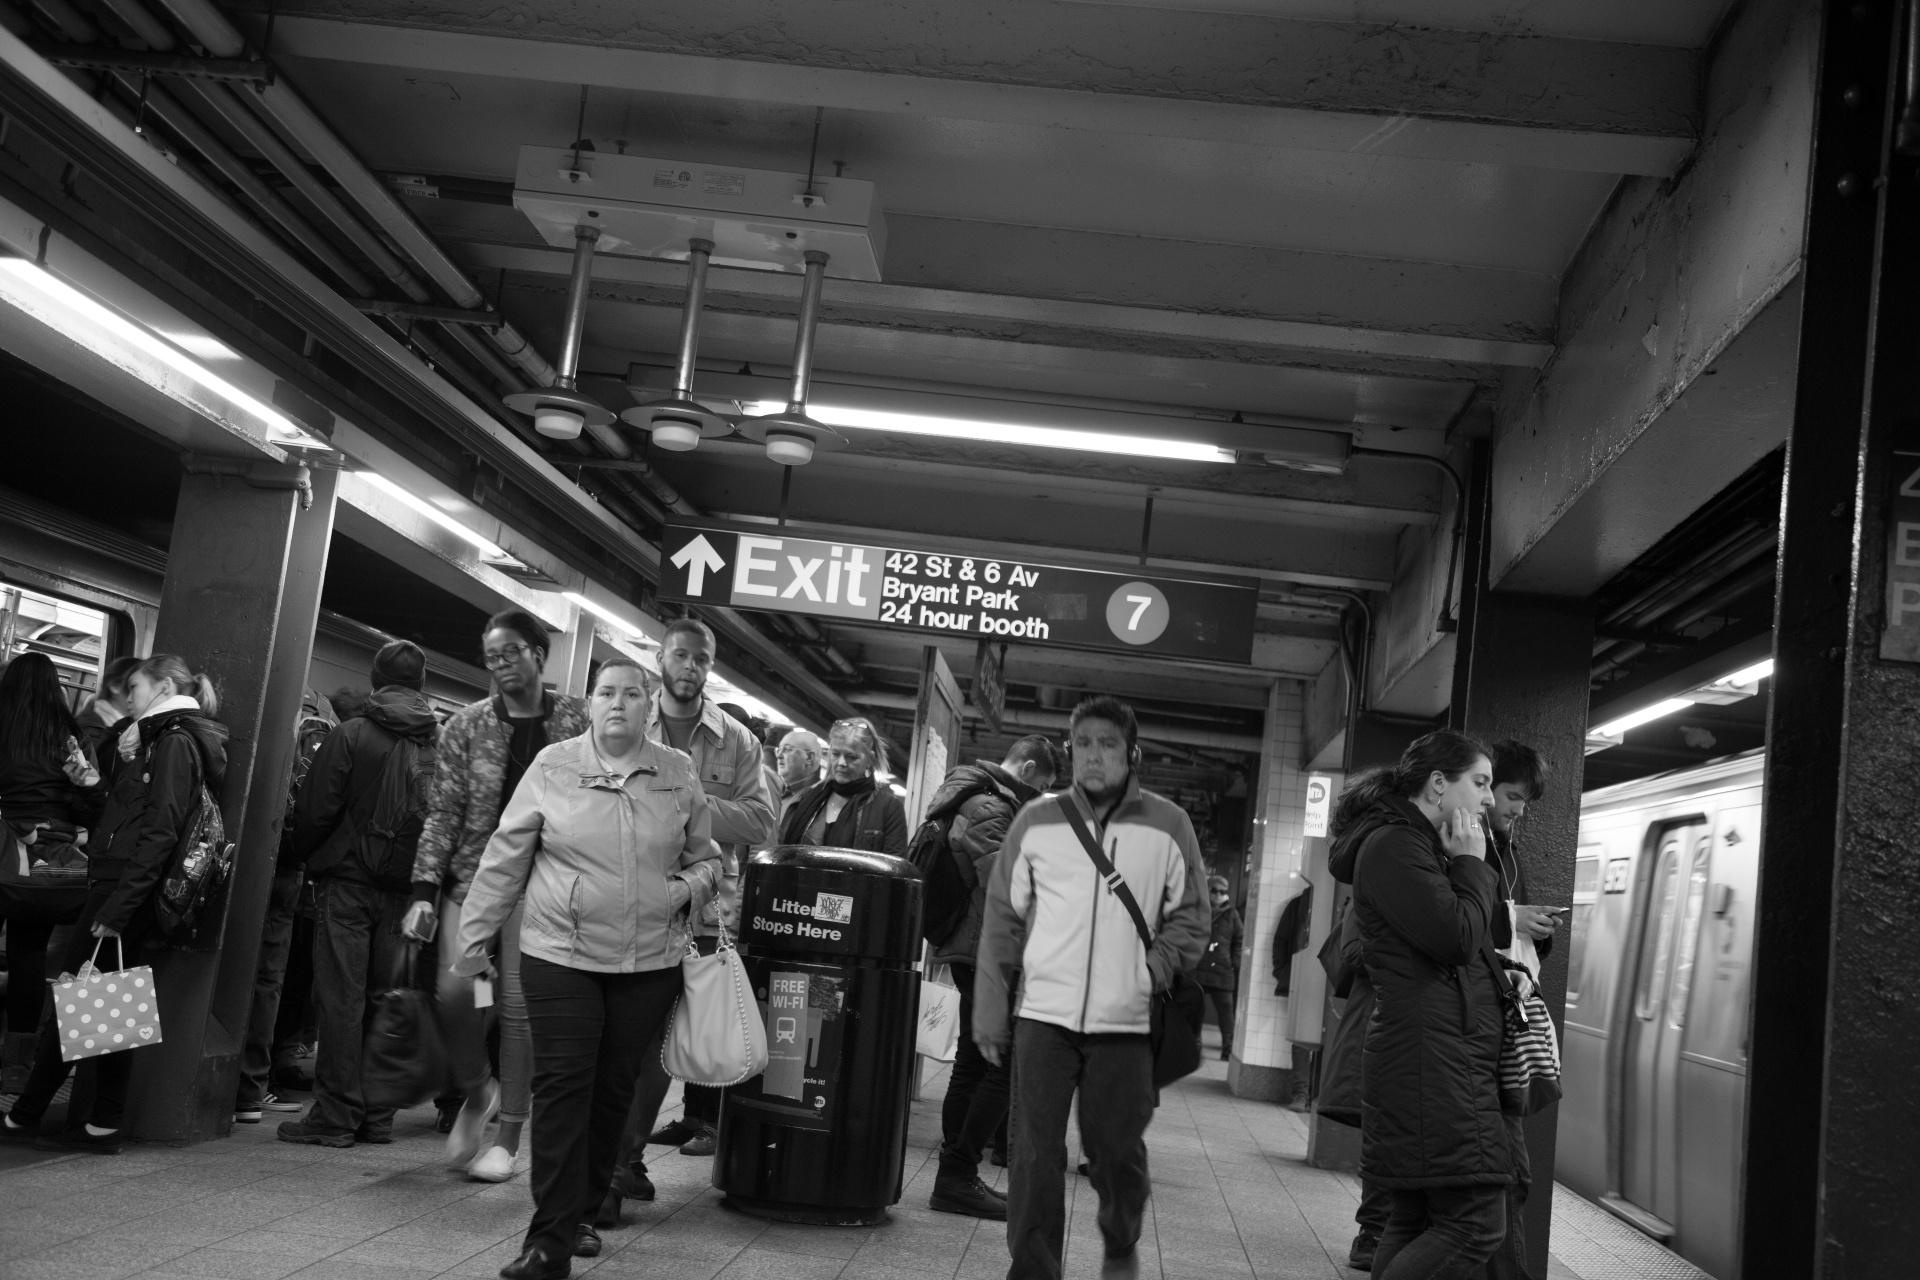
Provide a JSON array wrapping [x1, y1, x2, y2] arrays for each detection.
[[456, 656, 721, 1280]]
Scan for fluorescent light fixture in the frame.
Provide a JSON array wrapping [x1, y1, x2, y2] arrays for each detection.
[[0, 258, 327, 448], [1591, 697, 1697, 741], [743, 400, 1237, 464], [563, 591, 649, 642], [156, 331, 240, 361], [1721, 658, 1774, 687], [360, 472, 512, 560]]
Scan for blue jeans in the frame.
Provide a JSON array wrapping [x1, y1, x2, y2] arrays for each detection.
[[1374, 1185, 1508, 1280]]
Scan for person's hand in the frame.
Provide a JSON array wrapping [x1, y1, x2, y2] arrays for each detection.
[[1514, 904, 1562, 940], [1441, 808, 1487, 860], [668, 878, 692, 912], [90, 923, 119, 939], [978, 1040, 1007, 1068], [401, 900, 437, 943]]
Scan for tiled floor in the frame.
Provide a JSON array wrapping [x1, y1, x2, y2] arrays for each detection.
[[0, 1032, 1702, 1280]]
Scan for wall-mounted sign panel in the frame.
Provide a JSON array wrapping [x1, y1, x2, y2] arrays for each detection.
[[659, 519, 1258, 665], [1882, 448, 1920, 662]]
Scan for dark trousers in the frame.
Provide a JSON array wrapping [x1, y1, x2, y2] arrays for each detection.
[[272, 884, 317, 1057], [308, 876, 407, 1135], [938, 961, 1009, 1183], [1358, 1178, 1392, 1237], [1201, 982, 1236, 1053], [1486, 1115, 1533, 1280], [236, 864, 302, 1108], [1374, 1185, 1508, 1280], [522, 955, 681, 1260], [12, 885, 155, 1130], [0, 882, 84, 1032], [1007, 1018, 1156, 1280]]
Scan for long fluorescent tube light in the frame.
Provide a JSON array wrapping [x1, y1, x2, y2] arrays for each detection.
[[743, 400, 1237, 464], [562, 591, 649, 642], [1721, 658, 1774, 686], [360, 472, 512, 560], [0, 257, 327, 449], [1591, 697, 1697, 740]]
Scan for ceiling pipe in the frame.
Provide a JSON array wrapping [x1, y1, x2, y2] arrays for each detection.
[[737, 249, 846, 467], [503, 224, 613, 441], [620, 237, 730, 452]]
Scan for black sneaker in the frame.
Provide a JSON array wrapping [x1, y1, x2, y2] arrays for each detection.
[[572, 1223, 602, 1258], [613, 1160, 656, 1202], [678, 1124, 717, 1156], [234, 1104, 264, 1124], [930, 1175, 1009, 1220], [593, 1189, 623, 1229], [1348, 1232, 1379, 1272], [270, 1062, 315, 1092], [647, 1116, 703, 1147], [277, 1119, 353, 1148], [0, 1114, 39, 1142], [34, 1126, 123, 1155]]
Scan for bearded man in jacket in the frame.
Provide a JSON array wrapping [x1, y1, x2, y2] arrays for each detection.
[[975, 696, 1210, 1280], [926, 733, 1060, 1221]]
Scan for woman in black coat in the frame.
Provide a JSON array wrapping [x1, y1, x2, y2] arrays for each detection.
[[1326, 730, 1509, 1280], [778, 717, 908, 856], [1, 654, 227, 1154]]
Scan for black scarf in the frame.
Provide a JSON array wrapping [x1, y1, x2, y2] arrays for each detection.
[[783, 773, 875, 844]]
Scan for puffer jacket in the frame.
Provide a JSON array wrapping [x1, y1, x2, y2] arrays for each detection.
[[412, 691, 589, 902], [89, 703, 228, 935], [975, 778, 1210, 1043], [454, 733, 723, 975], [927, 761, 1041, 969], [1194, 903, 1244, 990], [1330, 794, 1508, 1189]]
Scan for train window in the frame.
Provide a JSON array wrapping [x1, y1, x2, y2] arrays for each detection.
[[1566, 851, 1601, 1003], [1667, 843, 1713, 1029], [0, 583, 109, 710], [1634, 842, 1683, 1021]]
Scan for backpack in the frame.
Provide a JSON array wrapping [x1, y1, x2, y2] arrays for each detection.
[[355, 729, 435, 894], [153, 734, 234, 950], [278, 710, 334, 862], [906, 781, 998, 947]]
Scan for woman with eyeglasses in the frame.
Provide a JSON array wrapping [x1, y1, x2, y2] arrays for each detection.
[[402, 609, 588, 1183], [777, 717, 908, 857]]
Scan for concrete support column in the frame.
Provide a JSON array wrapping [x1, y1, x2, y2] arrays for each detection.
[[1452, 589, 1592, 1280], [124, 460, 338, 1141], [1744, 4, 1920, 1274], [1227, 680, 1307, 1102], [545, 603, 595, 698]]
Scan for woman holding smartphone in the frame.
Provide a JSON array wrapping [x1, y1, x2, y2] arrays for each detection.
[[1326, 730, 1510, 1280]]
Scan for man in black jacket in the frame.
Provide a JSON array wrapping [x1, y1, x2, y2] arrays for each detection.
[[278, 642, 439, 1148], [925, 734, 1059, 1220]]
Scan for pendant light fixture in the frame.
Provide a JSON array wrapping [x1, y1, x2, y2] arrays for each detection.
[[504, 224, 616, 440], [738, 250, 847, 466], [619, 238, 730, 451]]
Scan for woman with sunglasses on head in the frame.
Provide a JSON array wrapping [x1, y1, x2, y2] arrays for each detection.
[[777, 716, 908, 857], [458, 656, 721, 1279], [402, 610, 588, 1183], [1, 654, 226, 1154]]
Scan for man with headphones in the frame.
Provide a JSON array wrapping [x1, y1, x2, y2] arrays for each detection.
[[974, 696, 1211, 1279]]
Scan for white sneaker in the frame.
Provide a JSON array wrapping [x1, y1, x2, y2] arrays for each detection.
[[467, 1144, 516, 1183], [446, 1078, 500, 1169]]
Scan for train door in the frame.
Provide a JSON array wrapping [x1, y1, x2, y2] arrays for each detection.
[[0, 582, 114, 708], [1619, 822, 1714, 1231]]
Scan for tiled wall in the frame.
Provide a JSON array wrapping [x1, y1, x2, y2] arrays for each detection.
[[1233, 680, 1309, 1072]]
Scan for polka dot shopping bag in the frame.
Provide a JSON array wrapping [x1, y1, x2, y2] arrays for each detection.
[[52, 937, 162, 1063]]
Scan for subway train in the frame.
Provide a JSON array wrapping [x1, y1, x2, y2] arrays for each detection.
[[1560, 750, 1762, 1280]]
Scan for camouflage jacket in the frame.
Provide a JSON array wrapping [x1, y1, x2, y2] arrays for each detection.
[[411, 690, 589, 901]]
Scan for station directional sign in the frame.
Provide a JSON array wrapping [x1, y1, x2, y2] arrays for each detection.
[[658, 519, 1258, 665]]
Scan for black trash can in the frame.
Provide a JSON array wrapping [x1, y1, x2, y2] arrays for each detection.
[[714, 844, 923, 1225]]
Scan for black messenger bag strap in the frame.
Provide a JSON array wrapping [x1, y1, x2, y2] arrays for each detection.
[[1059, 797, 1155, 953]]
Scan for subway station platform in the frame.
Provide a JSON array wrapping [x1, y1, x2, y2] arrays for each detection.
[[0, 1033, 1704, 1280]]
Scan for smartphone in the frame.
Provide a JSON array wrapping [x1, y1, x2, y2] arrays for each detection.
[[473, 977, 494, 1009]]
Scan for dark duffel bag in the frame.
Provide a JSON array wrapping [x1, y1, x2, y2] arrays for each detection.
[[362, 944, 448, 1110]]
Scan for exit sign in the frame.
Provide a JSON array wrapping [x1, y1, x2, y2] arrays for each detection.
[[659, 519, 1258, 664]]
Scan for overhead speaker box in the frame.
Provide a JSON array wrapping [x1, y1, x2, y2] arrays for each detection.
[[513, 146, 886, 281]]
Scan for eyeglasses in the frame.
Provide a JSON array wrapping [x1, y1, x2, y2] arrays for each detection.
[[482, 643, 533, 669], [777, 745, 818, 759]]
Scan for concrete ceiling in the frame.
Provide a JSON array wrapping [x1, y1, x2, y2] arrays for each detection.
[[192, 0, 1736, 757]]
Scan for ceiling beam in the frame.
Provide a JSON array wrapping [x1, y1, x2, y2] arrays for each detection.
[[266, 8, 1695, 175], [847, 688, 1264, 753], [451, 235, 1553, 370]]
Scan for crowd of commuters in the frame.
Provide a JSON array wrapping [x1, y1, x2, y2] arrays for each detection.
[[0, 614, 1550, 1280]]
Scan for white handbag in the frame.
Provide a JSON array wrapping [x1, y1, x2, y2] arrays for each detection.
[[916, 977, 962, 1063], [662, 922, 770, 1087]]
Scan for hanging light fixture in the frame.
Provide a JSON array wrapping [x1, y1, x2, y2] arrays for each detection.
[[619, 238, 730, 452], [504, 224, 616, 440], [738, 250, 847, 466]]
